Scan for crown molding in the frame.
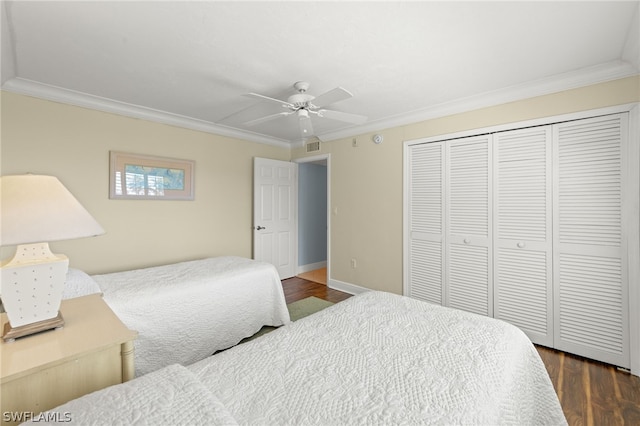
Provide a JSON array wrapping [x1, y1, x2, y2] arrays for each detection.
[[0, 78, 293, 149], [3, 60, 637, 149], [318, 60, 639, 143]]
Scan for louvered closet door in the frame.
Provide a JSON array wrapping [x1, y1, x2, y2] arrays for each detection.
[[494, 127, 553, 346], [553, 113, 629, 368], [406, 142, 445, 305], [445, 136, 492, 316]]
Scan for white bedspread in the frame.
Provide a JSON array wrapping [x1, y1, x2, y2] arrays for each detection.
[[92, 256, 290, 376], [28, 291, 566, 425], [190, 291, 566, 425], [22, 364, 238, 426]]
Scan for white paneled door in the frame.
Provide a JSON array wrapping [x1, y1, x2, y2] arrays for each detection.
[[405, 142, 445, 305], [553, 114, 629, 367], [445, 136, 492, 316], [405, 107, 637, 371], [253, 158, 297, 279], [493, 126, 553, 346], [405, 136, 493, 316]]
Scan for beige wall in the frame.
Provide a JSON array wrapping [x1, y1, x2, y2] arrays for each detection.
[[293, 75, 640, 295], [0, 92, 289, 274], [2, 76, 638, 283]]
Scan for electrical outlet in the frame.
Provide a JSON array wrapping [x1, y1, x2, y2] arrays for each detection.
[[351, 258, 357, 268]]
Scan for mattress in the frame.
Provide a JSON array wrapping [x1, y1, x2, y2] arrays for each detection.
[[92, 256, 290, 376]]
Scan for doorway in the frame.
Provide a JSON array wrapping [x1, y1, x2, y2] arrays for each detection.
[[295, 154, 330, 285]]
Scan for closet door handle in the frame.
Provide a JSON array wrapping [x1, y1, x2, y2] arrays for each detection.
[[517, 242, 526, 248], [463, 238, 471, 244], [255, 226, 266, 230]]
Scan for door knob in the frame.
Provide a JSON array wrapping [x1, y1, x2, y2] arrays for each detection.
[[256, 226, 266, 230]]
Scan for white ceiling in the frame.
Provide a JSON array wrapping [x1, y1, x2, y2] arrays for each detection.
[[2, 1, 639, 147]]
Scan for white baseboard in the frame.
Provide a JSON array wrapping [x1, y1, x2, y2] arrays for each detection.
[[297, 261, 327, 274], [327, 278, 370, 296]]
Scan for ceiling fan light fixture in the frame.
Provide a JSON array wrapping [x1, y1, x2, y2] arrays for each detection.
[[244, 81, 367, 139], [298, 109, 313, 135]]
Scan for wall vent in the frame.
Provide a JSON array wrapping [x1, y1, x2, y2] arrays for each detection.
[[306, 140, 321, 153]]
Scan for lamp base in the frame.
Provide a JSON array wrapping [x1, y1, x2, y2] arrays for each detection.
[[1, 243, 68, 332], [2, 312, 65, 342]]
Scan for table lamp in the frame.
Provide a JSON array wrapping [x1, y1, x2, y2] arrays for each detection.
[[0, 174, 105, 342]]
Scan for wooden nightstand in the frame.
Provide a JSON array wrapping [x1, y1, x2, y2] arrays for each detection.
[[0, 293, 137, 425]]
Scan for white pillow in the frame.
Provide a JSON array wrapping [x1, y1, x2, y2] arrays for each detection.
[[62, 268, 102, 299]]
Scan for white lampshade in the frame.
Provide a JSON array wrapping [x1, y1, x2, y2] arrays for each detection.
[[1, 174, 105, 246], [1, 174, 104, 340]]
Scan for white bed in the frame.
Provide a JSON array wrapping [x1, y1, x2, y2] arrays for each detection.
[[36, 291, 566, 425], [64, 256, 290, 377]]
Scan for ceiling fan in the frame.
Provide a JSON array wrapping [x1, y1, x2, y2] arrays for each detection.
[[244, 81, 367, 137]]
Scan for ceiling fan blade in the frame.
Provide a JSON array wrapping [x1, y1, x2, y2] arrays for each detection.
[[244, 111, 292, 126], [298, 113, 314, 136], [310, 87, 353, 108], [317, 109, 368, 125], [245, 92, 294, 108]]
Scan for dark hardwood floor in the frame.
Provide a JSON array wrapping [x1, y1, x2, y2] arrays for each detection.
[[537, 346, 640, 426], [281, 276, 640, 426]]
